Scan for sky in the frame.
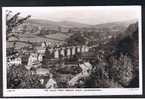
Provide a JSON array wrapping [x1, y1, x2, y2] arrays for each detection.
[[3, 6, 141, 25]]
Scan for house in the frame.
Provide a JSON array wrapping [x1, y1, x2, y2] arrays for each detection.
[[7, 56, 22, 67], [26, 53, 38, 69]]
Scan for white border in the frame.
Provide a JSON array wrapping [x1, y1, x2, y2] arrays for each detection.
[[2, 6, 142, 97]]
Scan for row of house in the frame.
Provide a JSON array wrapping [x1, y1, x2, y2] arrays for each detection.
[[7, 40, 90, 70]]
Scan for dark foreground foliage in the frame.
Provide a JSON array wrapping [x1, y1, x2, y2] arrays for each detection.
[[7, 65, 43, 88]]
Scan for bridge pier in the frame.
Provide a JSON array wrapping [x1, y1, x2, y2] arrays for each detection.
[[54, 49, 59, 58], [46, 45, 89, 59]]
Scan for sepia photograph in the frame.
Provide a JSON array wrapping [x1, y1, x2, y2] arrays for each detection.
[[2, 6, 142, 96]]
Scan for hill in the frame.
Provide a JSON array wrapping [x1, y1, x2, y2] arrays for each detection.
[[27, 19, 92, 28], [7, 18, 138, 50]]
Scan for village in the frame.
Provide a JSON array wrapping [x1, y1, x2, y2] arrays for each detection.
[[7, 38, 97, 88]]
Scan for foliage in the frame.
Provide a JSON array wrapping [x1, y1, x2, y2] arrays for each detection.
[[7, 65, 42, 88], [82, 54, 134, 88], [109, 54, 133, 87], [6, 10, 31, 41], [66, 33, 86, 46], [82, 22, 138, 88]]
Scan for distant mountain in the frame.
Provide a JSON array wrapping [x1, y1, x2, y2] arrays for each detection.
[[57, 21, 92, 28], [27, 19, 91, 28], [27, 19, 59, 27], [27, 18, 137, 32], [93, 19, 137, 30]]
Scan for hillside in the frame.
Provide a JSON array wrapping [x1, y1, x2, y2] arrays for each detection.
[[27, 18, 136, 30], [7, 19, 137, 50], [27, 19, 92, 28]]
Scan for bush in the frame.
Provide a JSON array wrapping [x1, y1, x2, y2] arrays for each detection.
[[83, 62, 110, 88], [7, 65, 42, 88], [109, 54, 133, 87]]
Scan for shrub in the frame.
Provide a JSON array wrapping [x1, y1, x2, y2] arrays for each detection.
[[7, 65, 42, 88], [109, 54, 133, 87]]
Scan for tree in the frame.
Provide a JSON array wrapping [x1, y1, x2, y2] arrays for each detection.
[[6, 10, 31, 41], [7, 65, 42, 88], [66, 33, 86, 46], [109, 54, 133, 87]]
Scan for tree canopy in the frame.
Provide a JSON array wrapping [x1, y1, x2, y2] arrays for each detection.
[[6, 10, 31, 41]]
